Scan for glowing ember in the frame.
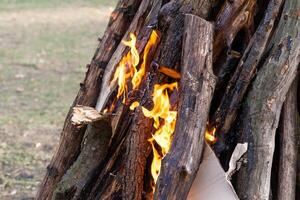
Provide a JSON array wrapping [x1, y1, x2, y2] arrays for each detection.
[[205, 127, 217, 144], [158, 66, 181, 79], [130, 101, 140, 110]]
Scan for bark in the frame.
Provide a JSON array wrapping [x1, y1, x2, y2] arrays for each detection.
[[156, 0, 217, 71], [154, 14, 216, 200], [36, 1, 141, 199], [53, 113, 112, 200], [212, 0, 285, 154], [121, 108, 153, 200], [213, 0, 256, 62], [235, 0, 300, 198], [277, 78, 299, 200], [83, 0, 217, 199]]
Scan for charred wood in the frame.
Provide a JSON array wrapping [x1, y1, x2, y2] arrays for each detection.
[[154, 14, 216, 200], [212, 0, 286, 155]]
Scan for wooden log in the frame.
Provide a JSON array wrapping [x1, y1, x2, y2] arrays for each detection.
[[213, 0, 256, 62], [95, 0, 160, 112], [52, 107, 112, 200], [156, 0, 217, 70], [36, 1, 141, 199], [277, 77, 299, 200], [121, 108, 153, 200], [85, 0, 218, 198], [154, 14, 216, 200], [212, 0, 285, 154], [235, 0, 300, 198]]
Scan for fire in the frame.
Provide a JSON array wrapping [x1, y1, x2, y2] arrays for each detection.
[[132, 31, 159, 89], [110, 30, 179, 191], [205, 127, 217, 144], [111, 33, 139, 103], [111, 31, 159, 103], [140, 82, 178, 183]]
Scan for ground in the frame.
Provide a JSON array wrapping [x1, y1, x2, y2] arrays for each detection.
[[0, 1, 115, 199]]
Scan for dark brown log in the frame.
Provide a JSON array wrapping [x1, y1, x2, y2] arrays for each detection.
[[121, 108, 153, 200], [277, 77, 299, 200], [156, 0, 217, 71], [213, 0, 256, 62], [84, 0, 218, 198], [53, 109, 112, 200], [154, 14, 216, 200], [36, 1, 141, 199], [235, 0, 300, 198], [212, 0, 285, 153]]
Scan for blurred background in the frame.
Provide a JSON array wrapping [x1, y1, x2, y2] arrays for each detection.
[[0, 0, 116, 199]]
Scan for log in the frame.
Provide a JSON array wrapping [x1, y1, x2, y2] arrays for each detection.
[[154, 14, 216, 200], [213, 0, 256, 62], [212, 0, 285, 154], [156, 0, 217, 70], [235, 0, 300, 198], [36, 1, 141, 199], [84, 0, 218, 199], [53, 107, 112, 200], [277, 77, 299, 200]]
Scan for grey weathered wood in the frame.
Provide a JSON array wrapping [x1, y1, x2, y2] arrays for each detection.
[[212, 0, 285, 151], [235, 0, 300, 198], [277, 78, 299, 200], [154, 14, 216, 200], [52, 115, 112, 200]]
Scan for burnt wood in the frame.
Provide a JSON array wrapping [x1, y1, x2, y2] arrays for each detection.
[[154, 14, 216, 200], [212, 0, 285, 154]]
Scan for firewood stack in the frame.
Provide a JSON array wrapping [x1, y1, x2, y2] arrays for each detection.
[[36, 0, 300, 199]]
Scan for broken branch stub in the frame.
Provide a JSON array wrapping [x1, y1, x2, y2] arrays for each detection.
[[154, 14, 216, 200]]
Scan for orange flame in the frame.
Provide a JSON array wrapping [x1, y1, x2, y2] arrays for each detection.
[[132, 31, 159, 89], [205, 127, 217, 144], [111, 33, 139, 103], [140, 82, 178, 184], [111, 31, 159, 104]]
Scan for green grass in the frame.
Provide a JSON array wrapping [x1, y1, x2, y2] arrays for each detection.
[[0, 1, 114, 197], [0, 0, 117, 10]]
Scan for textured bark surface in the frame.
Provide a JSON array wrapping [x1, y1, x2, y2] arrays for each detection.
[[154, 14, 216, 200], [36, 1, 141, 199], [156, 0, 216, 71], [235, 0, 300, 198], [277, 78, 299, 200], [212, 0, 285, 154], [52, 116, 112, 200], [213, 0, 255, 62], [121, 108, 153, 200], [82, 0, 218, 199]]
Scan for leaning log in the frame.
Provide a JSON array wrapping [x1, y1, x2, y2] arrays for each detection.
[[154, 14, 216, 200], [235, 0, 300, 198], [36, 1, 141, 199], [53, 107, 112, 200], [277, 78, 299, 200], [212, 0, 285, 154]]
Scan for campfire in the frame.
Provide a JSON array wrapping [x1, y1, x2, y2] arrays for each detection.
[[37, 0, 300, 200]]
